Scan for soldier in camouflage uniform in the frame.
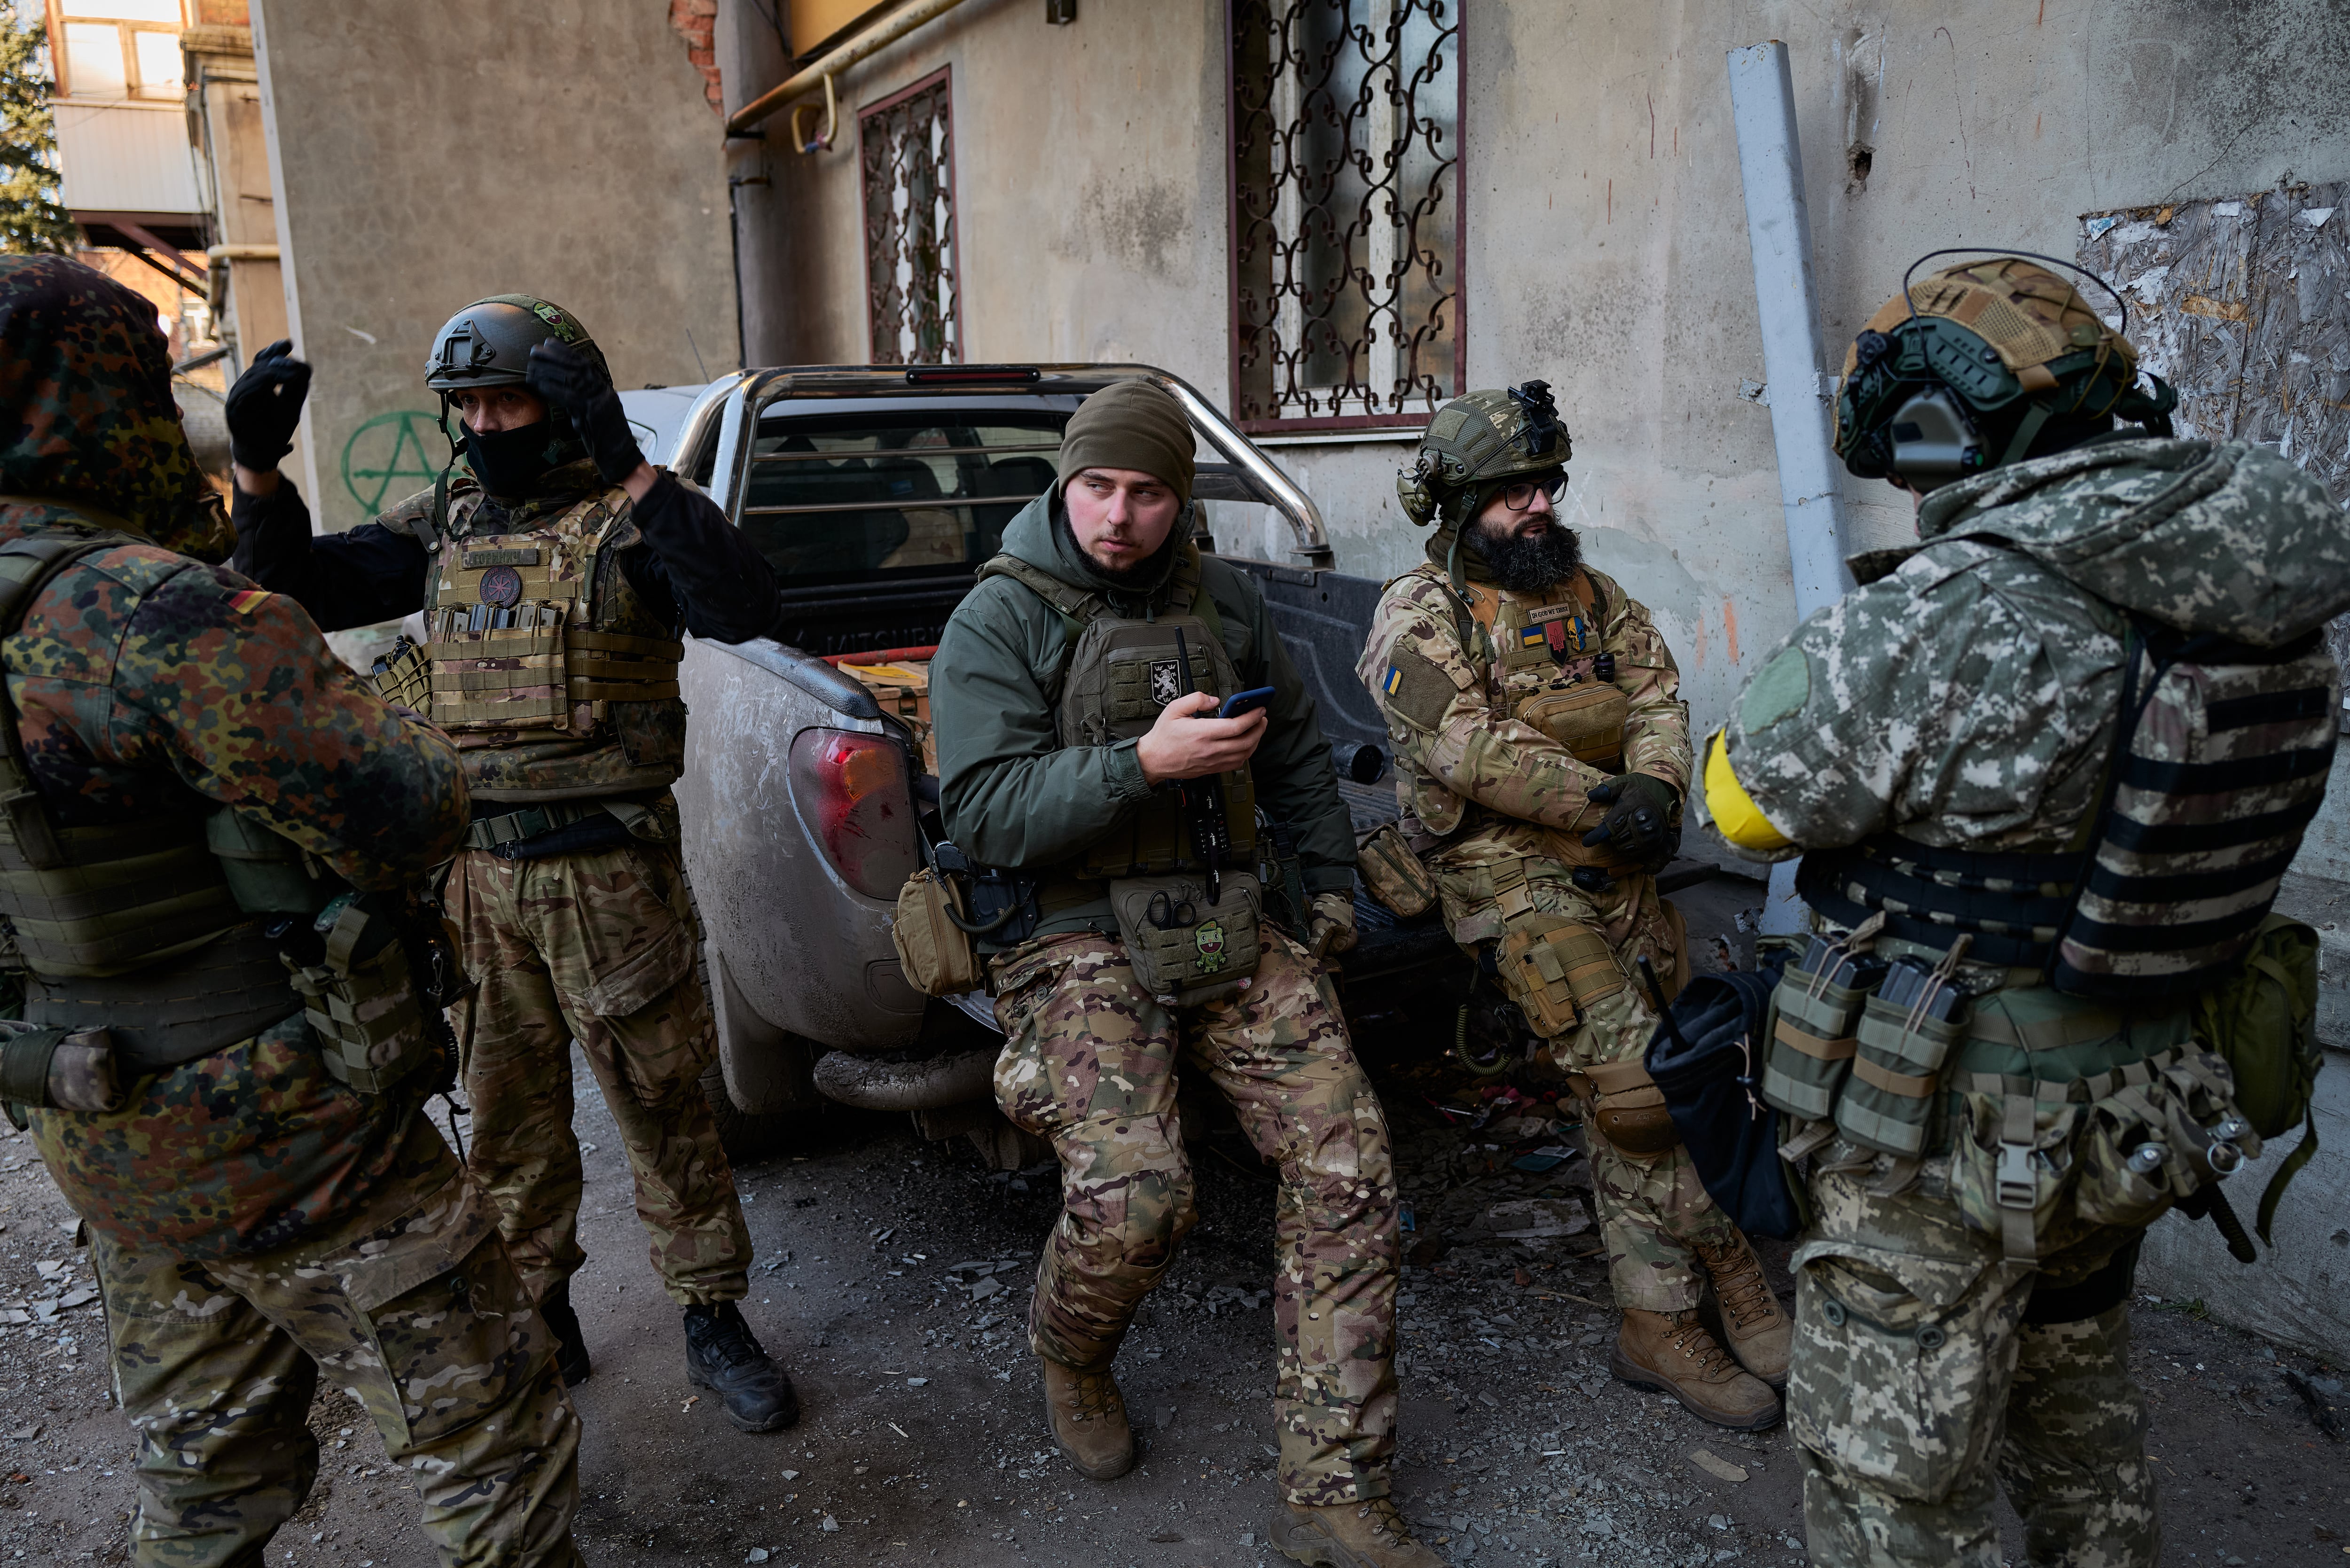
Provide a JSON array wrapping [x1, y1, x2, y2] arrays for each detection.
[[1358, 384, 1789, 1430], [1705, 257, 2350, 1566], [226, 301, 796, 1431], [0, 256, 581, 1565], [934, 380, 1442, 1568]]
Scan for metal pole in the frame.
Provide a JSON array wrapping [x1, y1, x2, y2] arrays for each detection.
[[725, 0, 975, 140], [1726, 39, 1851, 932]]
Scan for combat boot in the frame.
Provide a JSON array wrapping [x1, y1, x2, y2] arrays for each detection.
[[1697, 1233, 1791, 1387], [1040, 1356, 1134, 1480], [539, 1278, 591, 1388], [1610, 1308, 1781, 1430], [1272, 1497, 1445, 1568], [683, 1302, 799, 1432]]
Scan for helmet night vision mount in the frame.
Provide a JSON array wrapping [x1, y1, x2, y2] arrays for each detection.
[[1397, 380, 1574, 528], [1833, 250, 2179, 491]]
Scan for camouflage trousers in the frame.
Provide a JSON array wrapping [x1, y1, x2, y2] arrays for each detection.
[[1435, 853, 1736, 1312], [449, 837, 751, 1307], [991, 929, 1401, 1505], [1787, 1165, 2157, 1568], [94, 1165, 581, 1567]]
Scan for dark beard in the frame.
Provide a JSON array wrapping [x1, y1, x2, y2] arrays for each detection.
[[1472, 517, 1582, 593]]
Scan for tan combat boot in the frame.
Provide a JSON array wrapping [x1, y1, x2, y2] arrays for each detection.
[[1609, 1308, 1782, 1430], [1698, 1233, 1792, 1388], [1271, 1496, 1445, 1568], [1040, 1356, 1134, 1480]]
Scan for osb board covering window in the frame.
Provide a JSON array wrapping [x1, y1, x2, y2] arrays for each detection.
[[2080, 183, 2350, 664], [1227, 0, 1463, 433], [861, 70, 958, 367]]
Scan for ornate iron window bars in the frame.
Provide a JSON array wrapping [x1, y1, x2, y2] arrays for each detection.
[[1228, 0, 1463, 431], [861, 69, 960, 366]]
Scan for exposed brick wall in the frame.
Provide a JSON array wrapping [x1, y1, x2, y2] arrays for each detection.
[[668, 0, 724, 114]]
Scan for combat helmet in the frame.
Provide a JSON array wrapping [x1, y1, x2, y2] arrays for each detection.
[[425, 294, 609, 394], [1833, 253, 2178, 491], [1398, 382, 1572, 587]]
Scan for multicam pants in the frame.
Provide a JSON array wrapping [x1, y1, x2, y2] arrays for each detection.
[[94, 1166, 581, 1568], [1787, 1165, 2158, 1568], [991, 928, 1401, 1506], [1434, 853, 1739, 1312], [449, 837, 751, 1307]]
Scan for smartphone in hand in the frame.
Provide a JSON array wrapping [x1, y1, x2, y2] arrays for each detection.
[[1219, 686, 1277, 720]]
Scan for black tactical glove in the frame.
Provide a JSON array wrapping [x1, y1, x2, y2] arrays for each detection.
[[1581, 772, 1681, 871], [525, 339, 645, 486], [223, 339, 310, 472]]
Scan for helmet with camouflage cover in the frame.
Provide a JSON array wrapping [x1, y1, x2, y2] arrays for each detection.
[[424, 294, 611, 393], [1397, 382, 1573, 529], [1833, 254, 2178, 491]]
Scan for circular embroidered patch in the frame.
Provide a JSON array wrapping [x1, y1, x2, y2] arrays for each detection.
[[479, 565, 524, 607]]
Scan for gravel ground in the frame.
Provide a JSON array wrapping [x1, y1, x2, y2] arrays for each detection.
[[2, 887, 2348, 1565]]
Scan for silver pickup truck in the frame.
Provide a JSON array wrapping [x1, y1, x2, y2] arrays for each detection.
[[632, 365, 1465, 1163]]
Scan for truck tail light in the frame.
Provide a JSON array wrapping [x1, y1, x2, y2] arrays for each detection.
[[789, 729, 918, 899]]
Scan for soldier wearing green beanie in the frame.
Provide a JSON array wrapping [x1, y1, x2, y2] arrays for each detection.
[[928, 379, 1442, 1568]]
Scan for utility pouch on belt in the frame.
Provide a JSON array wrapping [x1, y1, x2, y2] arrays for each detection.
[[1109, 871, 1262, 1007], [1836, 954, 1971, 1158], [1496, 918, 1624, 1038], [283, 894, 435, 1095], [1575, 1056, 1681, 1157], [1762, 932, 1888, 1121], [2192, 914, 2322, 1242], [893, 865, 982, 999], [1355, 821, 1437, 918], [0, 1019, 123, 1114]]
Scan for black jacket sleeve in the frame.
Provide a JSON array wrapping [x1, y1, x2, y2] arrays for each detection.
[[617, 474, 779, 645], [229, 480, 429, 633]]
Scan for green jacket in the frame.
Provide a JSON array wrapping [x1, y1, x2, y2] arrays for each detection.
[[934, 492, 1355, 943]]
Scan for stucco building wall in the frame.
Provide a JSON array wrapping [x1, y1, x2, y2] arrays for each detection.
[[251, 0, 738, 534]]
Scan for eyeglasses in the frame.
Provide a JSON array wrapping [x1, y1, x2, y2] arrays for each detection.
[[1498, 473, 1567, 511]]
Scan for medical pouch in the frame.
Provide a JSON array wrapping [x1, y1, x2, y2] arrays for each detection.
[[1355, 821, 1437, 918], [1109, 871, 1262, 1007], [1837, 958, 1970, 1158]]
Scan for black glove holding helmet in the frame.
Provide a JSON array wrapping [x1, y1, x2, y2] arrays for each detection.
[[224, 339, 311, 473], [525, 339, 645, 486], [1581, 772, 1681, 871]]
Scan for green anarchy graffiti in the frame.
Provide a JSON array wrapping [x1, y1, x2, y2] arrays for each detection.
[[342, 410, 449, 515]]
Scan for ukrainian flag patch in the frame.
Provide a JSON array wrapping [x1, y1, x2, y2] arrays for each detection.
[[1381, 664, 1405, 697], [1519, 626, 1548, 649], [227, 589, 270, 615]]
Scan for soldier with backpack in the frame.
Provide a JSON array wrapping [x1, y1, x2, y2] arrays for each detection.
[[1704, 254, 2348, 1567]]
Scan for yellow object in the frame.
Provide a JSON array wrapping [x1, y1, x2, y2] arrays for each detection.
[[1704, 730, 1791, 852], [788, 0, 893, 55]]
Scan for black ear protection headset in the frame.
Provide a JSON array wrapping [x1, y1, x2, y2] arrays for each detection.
[[1834, 249, 2179, 490]]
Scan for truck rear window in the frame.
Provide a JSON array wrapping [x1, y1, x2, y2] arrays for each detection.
[[739, 411, 1067, 585]]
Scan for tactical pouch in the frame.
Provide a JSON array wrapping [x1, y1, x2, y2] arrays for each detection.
[[1949, 1085, 2083, 1263], [893, 866, 982, 998], [1355, 821, 1436, 918], [370, 634, 432, 713], [0, 1019, 124, 1113], [1109, 871, 1262, 1007], [206, 807, 335, 916], [1576, 1056, 1681, 1157], [1495, 918, 1624, 1038], [1837, 962, 1970, 1158], [285, 897, 432, 1095], [1762, 941, 1887, 1121], [1514, 679, 1631, 770]]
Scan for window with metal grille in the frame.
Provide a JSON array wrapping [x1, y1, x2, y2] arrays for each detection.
[[1227, 0, 1463, 432], [860, 70, 959, 367]]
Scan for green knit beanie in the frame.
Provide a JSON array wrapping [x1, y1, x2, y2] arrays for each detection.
[[1055, 379, 1195, 504]]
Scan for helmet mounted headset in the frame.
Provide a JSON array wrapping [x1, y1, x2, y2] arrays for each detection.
[[1833, 249, 2179, 492], [1397, 380, 1574, 588]]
